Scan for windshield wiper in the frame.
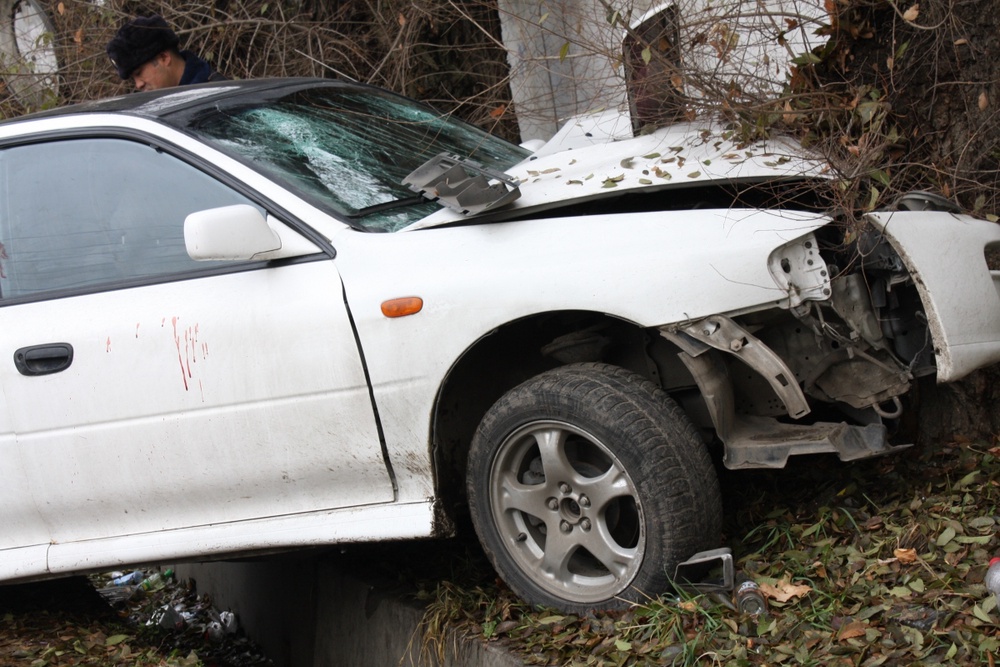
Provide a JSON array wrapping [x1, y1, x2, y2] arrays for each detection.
[[348, 195, 433, 219]]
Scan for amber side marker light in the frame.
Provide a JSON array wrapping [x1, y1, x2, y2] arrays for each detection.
[[381, 297, 423, 318]]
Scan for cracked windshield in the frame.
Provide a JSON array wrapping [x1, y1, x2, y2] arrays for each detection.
[[184, 84, 529, 232]]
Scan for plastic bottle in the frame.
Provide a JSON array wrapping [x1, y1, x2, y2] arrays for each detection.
[[986, 557, 1000, 605], [110, 570, 144, 586], [139, 568, 174, 592], [734, 573, 767, 617]]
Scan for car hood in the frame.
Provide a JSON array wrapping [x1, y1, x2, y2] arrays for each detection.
[[402, 118, 827, 231]]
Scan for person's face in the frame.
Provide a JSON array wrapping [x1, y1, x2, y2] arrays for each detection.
[[131, 51, 178, 92]]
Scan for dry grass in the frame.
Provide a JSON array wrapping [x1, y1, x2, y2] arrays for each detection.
[[1, 0, 519, 139]]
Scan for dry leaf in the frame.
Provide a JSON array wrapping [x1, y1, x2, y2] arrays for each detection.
[[783, 99, 795, 124], [489, 104, 506, 119], [760, 579, 812, 602], [837, 621, 867, 640], [980, 91, 989, 111], [57, 2, 65, 14], [895, 548, 918, 563], [397, 12, 406, 27], [903, 4, 920, 21], [955, 38, 968, 45], [73, 28, 83, 46]]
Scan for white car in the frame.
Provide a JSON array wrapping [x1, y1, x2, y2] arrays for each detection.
[[1, 78, 998, 612]]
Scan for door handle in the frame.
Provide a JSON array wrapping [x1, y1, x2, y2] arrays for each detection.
[[14, 343, 74, 376]]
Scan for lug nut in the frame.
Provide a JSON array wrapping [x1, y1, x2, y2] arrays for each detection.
[[559, 483, 571, 494], [547, 498, 558, 510], [579, 495, 590, 508], [580, 518, 591, 531], [560, 521, 571, 534]]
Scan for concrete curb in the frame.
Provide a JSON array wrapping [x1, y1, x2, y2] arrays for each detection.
[[175, 551, 525, 666]]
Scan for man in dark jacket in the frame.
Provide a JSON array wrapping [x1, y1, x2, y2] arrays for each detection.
[[106, 15, 226, 91]]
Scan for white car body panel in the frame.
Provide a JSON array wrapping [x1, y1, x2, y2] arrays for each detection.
[[0, 261, 393, 580], [333, 208, 827, 473], [1, 500, 436, 582], [868, 211, 1000, 382], [43, 500, 436, 578], [0, 379, 48, 551]]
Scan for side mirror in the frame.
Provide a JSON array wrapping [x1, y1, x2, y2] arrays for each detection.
[[185, 204, 281, 260]]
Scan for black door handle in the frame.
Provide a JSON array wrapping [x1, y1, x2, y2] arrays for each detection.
[[14, 343, 74, 376]]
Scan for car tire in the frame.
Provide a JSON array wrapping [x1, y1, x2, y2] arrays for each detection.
[[0, 0, 59, 109], [467, 362, 722, 612]]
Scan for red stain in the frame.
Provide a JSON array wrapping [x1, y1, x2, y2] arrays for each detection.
[[106, 336, 112, 353], [188, 326, 196, 366], [172, 316, 188, 391], [135, 322, 140, 338], [184, 328, 193, 377]]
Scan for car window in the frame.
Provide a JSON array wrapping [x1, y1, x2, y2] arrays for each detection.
[[181, 85, 529, 232], [0, 138, 258, 299]]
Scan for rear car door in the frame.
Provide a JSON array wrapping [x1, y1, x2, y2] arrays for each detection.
[[0, 136, 393, 570]]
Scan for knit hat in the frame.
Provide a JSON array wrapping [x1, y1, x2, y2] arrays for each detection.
[[106, 15, 180, 80]]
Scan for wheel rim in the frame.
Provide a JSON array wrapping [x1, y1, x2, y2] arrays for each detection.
[[488, 420, 645, 603]]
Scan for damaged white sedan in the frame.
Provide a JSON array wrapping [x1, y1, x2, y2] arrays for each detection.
[[1, 78, 998, 612]]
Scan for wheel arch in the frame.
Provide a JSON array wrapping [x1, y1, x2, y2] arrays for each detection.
[[429, 309, 701, 516]]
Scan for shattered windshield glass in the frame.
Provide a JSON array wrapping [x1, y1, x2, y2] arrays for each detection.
[[182, 83, 529, 232]]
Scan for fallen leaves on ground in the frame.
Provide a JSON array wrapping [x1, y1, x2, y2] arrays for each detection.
[[417, 437, 1000, 666]]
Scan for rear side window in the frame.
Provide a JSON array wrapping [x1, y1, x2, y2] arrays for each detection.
[[0, 138, 256, 299]]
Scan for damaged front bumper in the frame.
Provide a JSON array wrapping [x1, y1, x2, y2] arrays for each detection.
[[661, 210, 1000, 469], [867, 210, 1000, 382]]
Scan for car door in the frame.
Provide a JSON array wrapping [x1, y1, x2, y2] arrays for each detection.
[[0, 136, 393, 555], [0, 371, 50, 579]]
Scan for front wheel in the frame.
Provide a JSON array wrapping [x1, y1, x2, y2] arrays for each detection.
[[466, 363, 722, 612]]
